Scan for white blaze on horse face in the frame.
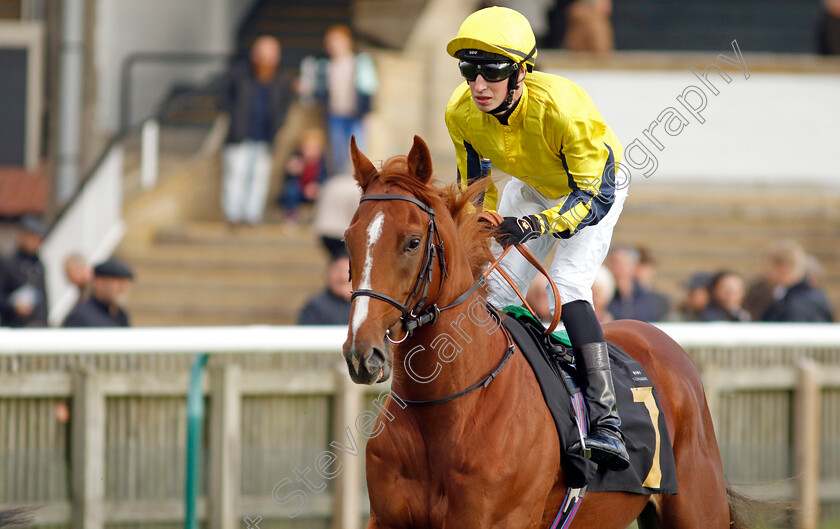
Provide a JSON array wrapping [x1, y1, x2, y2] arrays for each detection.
[[351, 211, 386, 346]]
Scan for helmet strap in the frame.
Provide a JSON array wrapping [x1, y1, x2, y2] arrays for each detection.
[[489, 67, 522, 116]]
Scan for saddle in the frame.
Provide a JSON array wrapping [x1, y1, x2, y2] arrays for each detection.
[[501, 307, 678, 494]]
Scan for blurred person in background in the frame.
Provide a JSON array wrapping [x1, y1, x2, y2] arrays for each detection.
[[219, 35, 291, 226], [312, 171, 361, 260], [299, 25, 378, 173], [761, 240, 834, 322], [279, 128, 329, 225], [446, 6, 630, 470], [63, 252, 93, 306], [676, 272, 711, 321], [592, 265, 615, 323], [606, 245, 668, 322], [63, 259, 134, 327], [298, 253, 352, 325], [817, 0, 840, 55], [635, 246, 670, 318], [699, 270, 750, 322], [563, 0, 614, 52], [0, 215, 49, 327]]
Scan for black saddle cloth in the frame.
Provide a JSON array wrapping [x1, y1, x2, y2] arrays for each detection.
[[501, 313, 678, 494]]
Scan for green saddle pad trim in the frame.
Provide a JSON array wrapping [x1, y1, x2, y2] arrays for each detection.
[[502, 305, 572, 347]]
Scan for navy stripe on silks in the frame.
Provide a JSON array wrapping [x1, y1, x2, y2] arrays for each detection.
[[555, 143, 617, 235], [464, 141, 482, 184], [463, 141, 486, 205]]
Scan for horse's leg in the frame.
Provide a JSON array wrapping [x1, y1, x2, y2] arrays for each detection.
[[657, 447, 730, 529], [635, 500, 664, 529]]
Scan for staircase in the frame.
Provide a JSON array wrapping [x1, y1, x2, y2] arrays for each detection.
[[120, 223, 326, 326], [236, 0, 352, 68]]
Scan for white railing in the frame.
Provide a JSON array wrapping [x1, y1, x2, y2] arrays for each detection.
[[40, 144, 126, 326], [0, 325, 837, 529], [0, 323, 838, 355]]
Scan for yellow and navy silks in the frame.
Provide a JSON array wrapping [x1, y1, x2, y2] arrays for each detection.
[[445, 71, 624, 239]]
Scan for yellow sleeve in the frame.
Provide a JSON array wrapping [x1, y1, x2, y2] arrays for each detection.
[[537, 114, 619, 238], [445, 100, 498, 212]]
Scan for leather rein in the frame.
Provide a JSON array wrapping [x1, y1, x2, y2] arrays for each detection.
[[349, 193, 561, 406]]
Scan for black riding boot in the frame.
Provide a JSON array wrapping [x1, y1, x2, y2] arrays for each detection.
[[569, 341, 630, 471], [560, 300, 629, 471]]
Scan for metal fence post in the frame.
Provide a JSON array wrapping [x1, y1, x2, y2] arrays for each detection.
[[185, 354, 209, 529], [209, 362, 242, 529], [141, 118, 160, 190], [795, 359, 821, 529], [72, 367, 105, 529], [333, 365, 362, 529]]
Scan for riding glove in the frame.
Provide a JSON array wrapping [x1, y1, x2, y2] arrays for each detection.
[[496, 215, 543, 247]]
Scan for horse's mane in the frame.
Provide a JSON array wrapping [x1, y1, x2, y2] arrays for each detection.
[[378, 156, 494, 280]]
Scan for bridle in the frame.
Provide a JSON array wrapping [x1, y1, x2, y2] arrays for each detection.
[[350, 194, 484, 342], [348, 192, 561, 407]]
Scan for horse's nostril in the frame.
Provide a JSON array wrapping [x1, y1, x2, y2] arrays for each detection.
[[365, 347, 386, 372]]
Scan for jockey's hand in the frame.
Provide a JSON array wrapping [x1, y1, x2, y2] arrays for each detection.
[[496, 215, 542, 247]]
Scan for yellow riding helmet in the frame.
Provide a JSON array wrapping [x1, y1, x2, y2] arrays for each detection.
[[446, 6, 538, 71]]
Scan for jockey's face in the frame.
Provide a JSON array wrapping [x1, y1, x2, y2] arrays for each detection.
[[468, 67, 526, 113]]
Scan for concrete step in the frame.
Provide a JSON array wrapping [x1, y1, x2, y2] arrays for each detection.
[[129, 305, 303, 327], [126, 266, 324, 288], [129, 283, 313, 310], [117, 244, 324, 268], [152, 222, 319, 248]]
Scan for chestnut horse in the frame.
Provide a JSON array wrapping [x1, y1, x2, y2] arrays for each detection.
[[342, 136, 743, 529]]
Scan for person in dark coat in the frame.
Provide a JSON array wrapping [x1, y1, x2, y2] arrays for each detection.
[[298, 254, 351, 325], [605, 245, 669, 322], [63, 259, 134, 327], [761, 240, 834, 323], [219, 35, 291, 225], [699, 270, 751, 322], [0, 215, 49, 327]]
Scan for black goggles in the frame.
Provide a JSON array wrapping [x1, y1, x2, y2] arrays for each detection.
[[458, 60, 519, 83]]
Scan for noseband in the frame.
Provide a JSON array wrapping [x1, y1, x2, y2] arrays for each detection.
[[350, 194, 484, 339]]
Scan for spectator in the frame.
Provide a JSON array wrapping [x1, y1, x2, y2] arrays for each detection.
[[743, 277, 774, 322], [676, 272, 712, 322], [817, 0, 840, 55], [0, 215, 49, 327], [219, 35, 291, 226], [699, 271, 750, 322], [63, 259, 134, 327], [592, 265, 615, 323], [63, 252, 93, 305], [636, 246, 670, 315], [761, 240, 834, 322], [298, 254, 352, 325], [606, 245, 669, 322], [312, 172, 361, 259], [563, 0, 614, 52], [299, 25, 378, 173], [280, 128, 329, 225]]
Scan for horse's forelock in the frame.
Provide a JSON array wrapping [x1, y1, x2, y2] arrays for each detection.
[[376, 154, 494, 280]]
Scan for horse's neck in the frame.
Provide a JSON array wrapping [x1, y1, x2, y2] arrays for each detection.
[[391, 290, 509, 406]]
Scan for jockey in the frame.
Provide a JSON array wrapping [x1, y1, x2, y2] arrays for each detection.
[[445, 6, 631, 471]]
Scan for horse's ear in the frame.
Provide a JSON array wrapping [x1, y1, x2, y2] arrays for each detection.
[[407, 135, 433, 184], [350, 135, 378, 189]]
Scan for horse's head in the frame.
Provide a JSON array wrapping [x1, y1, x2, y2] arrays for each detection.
[[342, 136, 486, 385]]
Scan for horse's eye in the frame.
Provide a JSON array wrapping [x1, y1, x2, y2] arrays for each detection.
[[405, 238, 422, 252]]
